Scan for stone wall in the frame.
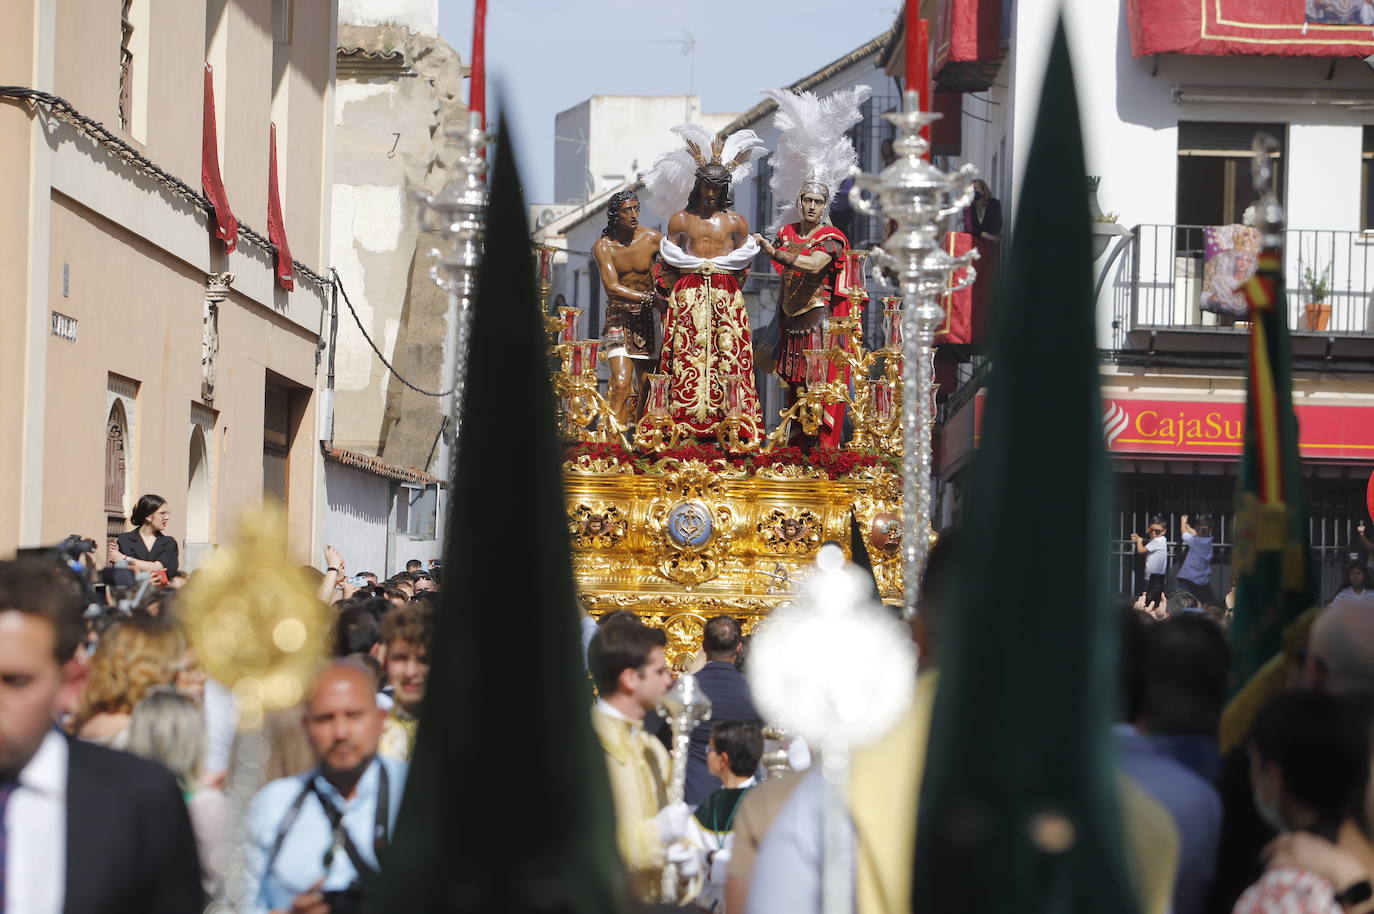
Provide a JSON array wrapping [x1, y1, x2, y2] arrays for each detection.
[[330, 23, 466, 471]]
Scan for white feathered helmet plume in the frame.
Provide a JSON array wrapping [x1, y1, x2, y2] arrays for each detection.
[[641, 123, 767, 218], [763, 85, 873, 233]]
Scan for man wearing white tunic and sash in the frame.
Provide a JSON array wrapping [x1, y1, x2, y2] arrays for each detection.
[[647, 128, 766, 440]]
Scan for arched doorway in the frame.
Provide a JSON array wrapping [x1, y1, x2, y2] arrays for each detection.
[[187, 426, 210, 545]]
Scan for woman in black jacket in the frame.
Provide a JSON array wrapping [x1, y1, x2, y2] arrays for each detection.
[[110, 493, 179, 577]]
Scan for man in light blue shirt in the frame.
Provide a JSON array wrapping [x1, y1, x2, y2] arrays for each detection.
[[247, 659, 407, 914], [1177, 514, 1218, 609]]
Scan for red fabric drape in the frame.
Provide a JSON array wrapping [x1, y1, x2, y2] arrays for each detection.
[[937, 231, 974, 345], [267, 123, 294, 292], [201, 63, 238, 253]]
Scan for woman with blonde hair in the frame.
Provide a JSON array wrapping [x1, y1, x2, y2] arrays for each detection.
[[72, 616, 187, 748], [126, 687, 227, 894]]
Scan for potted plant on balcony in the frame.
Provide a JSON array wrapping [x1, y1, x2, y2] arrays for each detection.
[[1300, 263, 1331, 331]]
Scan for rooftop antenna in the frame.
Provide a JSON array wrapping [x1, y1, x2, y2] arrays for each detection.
[[652, 29, 696, 119]]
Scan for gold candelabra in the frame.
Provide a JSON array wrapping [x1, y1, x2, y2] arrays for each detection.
[[763, 251, 905, 455]]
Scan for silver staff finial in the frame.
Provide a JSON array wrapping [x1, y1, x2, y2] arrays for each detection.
[[1250, 132, 1284, 247]]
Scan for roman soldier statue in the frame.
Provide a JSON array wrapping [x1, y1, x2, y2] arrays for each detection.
[[753, 85, 872, 448]]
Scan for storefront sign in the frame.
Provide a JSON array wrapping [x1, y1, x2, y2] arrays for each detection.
[[1102, 398, 1374, 461], [937, 391, 1374, 474]]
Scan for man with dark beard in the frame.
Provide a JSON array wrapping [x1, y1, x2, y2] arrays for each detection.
[[652, 131, 765, 442], [593, 190, 663, 427], [247, 660, 407, 914]]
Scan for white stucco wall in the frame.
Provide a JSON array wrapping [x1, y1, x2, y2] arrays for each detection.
[[554, 101, 592, 204], [553, 96, 741, 205], [323, 461, 393, 577], [954, 0, 1374, 346], [338, 0, 437, 34]]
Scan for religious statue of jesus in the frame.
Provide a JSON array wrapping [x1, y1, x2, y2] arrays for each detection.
[[652, 133, 765, 441]]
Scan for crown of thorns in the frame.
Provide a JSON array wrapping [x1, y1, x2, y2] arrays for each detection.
[[687, 133, 754, 178]]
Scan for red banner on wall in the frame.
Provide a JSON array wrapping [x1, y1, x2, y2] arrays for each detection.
[[1128, 0, 1374, 58], [938, 392, 1374, 475]]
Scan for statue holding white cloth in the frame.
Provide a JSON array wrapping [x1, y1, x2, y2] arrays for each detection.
[[644, 127, 767, 442]]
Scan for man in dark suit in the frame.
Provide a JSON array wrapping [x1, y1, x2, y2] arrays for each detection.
[[0, 558, 202, 914], [685, 616, 761, 805]]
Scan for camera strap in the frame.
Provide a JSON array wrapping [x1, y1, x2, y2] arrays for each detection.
[[311, 762, 390, 884], [264, 762, 391, 885]]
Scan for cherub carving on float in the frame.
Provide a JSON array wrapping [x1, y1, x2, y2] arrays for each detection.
[[641, 126, 767, 443], [753, 85, 872, 449]]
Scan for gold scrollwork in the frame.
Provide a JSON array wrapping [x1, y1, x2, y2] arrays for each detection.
[[648, 499, 737, 586], [757, 508, 823, 554], [753, 463, 826, 480], [568, 503, 628, 548], [583, 595, 773, 669], [564, 454, 638, 475]]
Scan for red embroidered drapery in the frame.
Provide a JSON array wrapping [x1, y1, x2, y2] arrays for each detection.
[[1128, 0, 1374, 58]]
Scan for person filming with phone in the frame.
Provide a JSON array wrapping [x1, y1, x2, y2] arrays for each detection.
[[247, 659, 406, 914], [1131, 518, 1170, 611]]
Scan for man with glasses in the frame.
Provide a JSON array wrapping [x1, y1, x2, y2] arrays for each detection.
[[247, 659, 407, 914]]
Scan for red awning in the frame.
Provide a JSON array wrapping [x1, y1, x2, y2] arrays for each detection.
[[884, 0, 1005, 92], [933, 0, 1004, 90], [1128, 0, 1374, 58]]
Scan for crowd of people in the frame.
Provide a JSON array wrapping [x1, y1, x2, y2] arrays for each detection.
[[6, 492, 1374, 914], [0, 491, 439, 913]]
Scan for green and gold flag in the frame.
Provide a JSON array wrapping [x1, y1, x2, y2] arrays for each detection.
[[913, 22, 1137, 914], [1227, 202, 1317, 695], [366, 118, 626, 914]]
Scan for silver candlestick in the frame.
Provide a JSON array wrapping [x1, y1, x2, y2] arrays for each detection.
[[658, 673, 712, 903], [849, 90, 979, 618], [420, 111, 490, 482]]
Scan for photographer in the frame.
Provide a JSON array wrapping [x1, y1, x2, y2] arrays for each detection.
[[247, 659, 406, 914], [1131, 518, 1170, 610], [110, 493, 179, 580]]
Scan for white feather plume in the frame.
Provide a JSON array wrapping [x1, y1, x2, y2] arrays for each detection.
[[640, 123, 767, 219], [763, 85, 873, 233]]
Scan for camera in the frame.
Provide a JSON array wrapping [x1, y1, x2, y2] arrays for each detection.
[[320, 886, 366, 914]]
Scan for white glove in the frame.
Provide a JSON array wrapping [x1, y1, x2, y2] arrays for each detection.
[[709, 847, 732, 886], [665, 841, 702, 878], [655, 802, 691, 844]]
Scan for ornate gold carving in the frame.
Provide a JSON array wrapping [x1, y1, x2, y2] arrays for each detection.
[[754, 463, 826, 480], [564, 453, 638, 475], [757, 508, 822, 554], [568, 503, 627, 548], [564, 463, 901, 661]]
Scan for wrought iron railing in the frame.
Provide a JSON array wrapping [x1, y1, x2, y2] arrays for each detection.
[[1110, 224, 1374, 342]]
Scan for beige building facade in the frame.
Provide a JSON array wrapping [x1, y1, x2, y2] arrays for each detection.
[[0, 0, 339, 564]]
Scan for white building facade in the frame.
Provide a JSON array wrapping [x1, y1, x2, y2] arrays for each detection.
[[904, 0, 1374, 601]]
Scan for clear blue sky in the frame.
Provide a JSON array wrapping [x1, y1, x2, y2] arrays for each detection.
[[437, 0, 900, 203]]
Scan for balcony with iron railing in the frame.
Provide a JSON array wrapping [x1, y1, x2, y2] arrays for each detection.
[[1107, 224, 1374, 358]]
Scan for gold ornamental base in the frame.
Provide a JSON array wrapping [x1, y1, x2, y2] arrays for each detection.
[[564, 454, 904, 668]]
